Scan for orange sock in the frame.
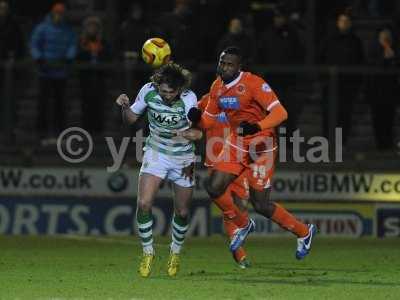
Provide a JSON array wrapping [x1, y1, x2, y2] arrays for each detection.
[[223, 217, 247, 262], [234, 207, 249, 228], [271, 203, 308, 237], [223, 216, 237, 236], [214, 188, 249, 228]]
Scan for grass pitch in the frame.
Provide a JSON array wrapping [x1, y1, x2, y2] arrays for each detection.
[[1, 235, 399, 299]]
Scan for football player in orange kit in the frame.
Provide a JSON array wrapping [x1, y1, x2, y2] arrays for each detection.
[[198, 93, 251, 268], [193, 47, 316, 260]]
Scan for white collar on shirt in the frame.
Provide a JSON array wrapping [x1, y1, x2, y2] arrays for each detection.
[[224, 71, 243, 89]]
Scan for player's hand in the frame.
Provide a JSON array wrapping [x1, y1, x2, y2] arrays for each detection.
[[187, 107, 202, 125], [116, 94, 130, 108], [173, 129, 203, 141], [181, 162, 195, 182], [237, 121, 261, 136]]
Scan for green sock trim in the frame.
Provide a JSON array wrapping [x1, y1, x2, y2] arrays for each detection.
[[172, 233, 185, 242], [137, 208, 152, 224], [173, 214, 188, 227], [141, 236, 153, 243], [138, 226, 152, 233]]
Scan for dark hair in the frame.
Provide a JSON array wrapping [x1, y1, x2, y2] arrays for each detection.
[[150, 62, 191, 91], [221, 46, 243, 63], [337, 9, 352, 20]]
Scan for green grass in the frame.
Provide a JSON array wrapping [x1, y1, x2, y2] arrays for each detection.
[[1, 235, 400, 300]]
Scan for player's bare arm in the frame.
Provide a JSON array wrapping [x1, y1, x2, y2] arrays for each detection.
[[115, 94, 140, 124], [176, 128, 203, 141]]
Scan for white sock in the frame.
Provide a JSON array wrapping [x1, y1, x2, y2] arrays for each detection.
[[143, 245, 154, 255], [170, 242, 181, 254]]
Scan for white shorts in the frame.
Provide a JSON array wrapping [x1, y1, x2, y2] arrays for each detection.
[[139, 148, 195, 187]]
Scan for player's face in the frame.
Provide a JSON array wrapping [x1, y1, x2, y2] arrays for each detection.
[[158, 83, 179, 103], [217, 53, 241, 83]]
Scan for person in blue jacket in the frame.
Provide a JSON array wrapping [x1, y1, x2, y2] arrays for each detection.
[[30, 2, 77, 145]]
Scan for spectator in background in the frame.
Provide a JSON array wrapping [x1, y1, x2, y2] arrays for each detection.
[[155, 0, 198, 65], [117, 2, 149, 61], [0, 0, 24, 61], [258, 9, 304, 136], [0, 0, 24, 136], [259, 10, 304, 65], [30, 2, 77, 145], [196, 0, 225, 63], [367, 28, 399, 150], [77, 16, 111, 136], [318, 13, 365, 145], [216, 17, 256, 65]]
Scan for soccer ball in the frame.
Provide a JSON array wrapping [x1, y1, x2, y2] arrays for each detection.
[[141, 38, 171, 68]]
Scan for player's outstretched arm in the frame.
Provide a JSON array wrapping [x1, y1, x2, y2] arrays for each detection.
[[115, 94, 140, 125]]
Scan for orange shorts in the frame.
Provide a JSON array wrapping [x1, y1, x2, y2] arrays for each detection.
[[213, 134, 277, 191], [229, 172, 249, 200]]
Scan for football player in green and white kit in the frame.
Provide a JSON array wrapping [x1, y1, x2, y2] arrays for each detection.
[[115, 63, 203, 277]]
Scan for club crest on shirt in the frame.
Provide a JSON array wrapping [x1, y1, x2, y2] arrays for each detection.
[[219, 96, 240, 110], [216, 112, 229, 123], [262, 83, 271, 92], [236, 83, 246, 94]]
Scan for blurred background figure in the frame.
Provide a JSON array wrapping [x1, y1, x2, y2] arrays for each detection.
[[116, 2, 149, 62], [319, 13, 365, 145], [77, 16, 110, 136], [0, 0, 24, 136], [155, 0, 198, 65], [117, 0, 153, 114], [217, 17, 256, 65], [367, 27, 399, 150], [259, 9, 304, 66], [30, 2, 77, 145], [0, 0, 24, 62], [258, 8, 304, 137]]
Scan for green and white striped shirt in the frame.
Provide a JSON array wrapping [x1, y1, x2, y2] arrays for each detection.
[[130, 83, 198, 157]]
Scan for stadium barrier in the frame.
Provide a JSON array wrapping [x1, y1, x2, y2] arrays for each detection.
[[0, 167, 399, 237]]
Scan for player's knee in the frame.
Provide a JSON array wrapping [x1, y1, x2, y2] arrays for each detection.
[[174, 208, 189, 219], [205, 178, 225, 198], [252, 199, 274, 218], [137, 199, 152, 212]]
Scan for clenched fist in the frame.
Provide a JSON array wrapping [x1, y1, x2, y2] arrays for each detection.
[[116, 94, 130, 108]]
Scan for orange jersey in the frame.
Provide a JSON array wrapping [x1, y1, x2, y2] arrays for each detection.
[[198, 94, 229, 166], [203, 72, 280, 149]]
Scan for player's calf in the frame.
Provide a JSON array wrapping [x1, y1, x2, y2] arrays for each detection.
[[167, 214, 189, 276]]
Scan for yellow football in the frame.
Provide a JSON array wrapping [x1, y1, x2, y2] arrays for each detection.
[[141, 37, 171, 68]]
